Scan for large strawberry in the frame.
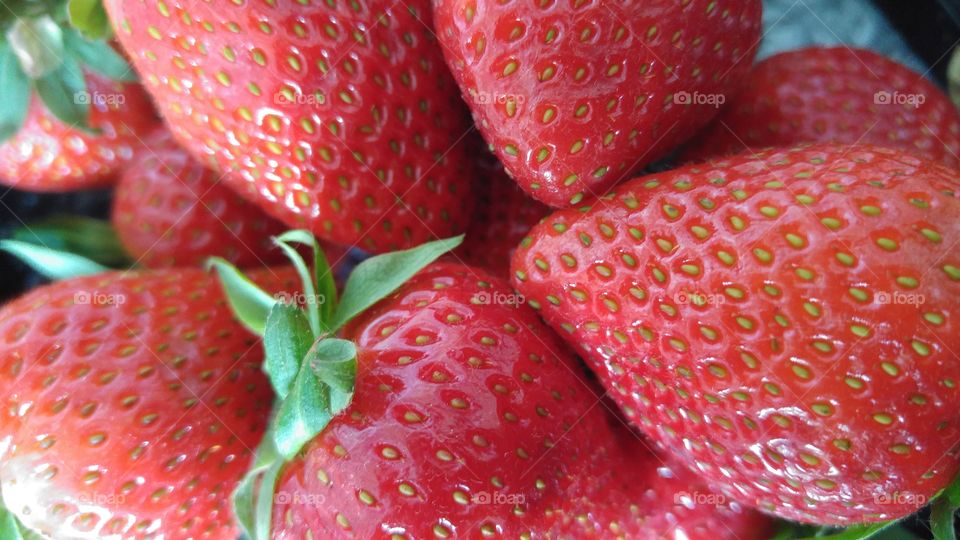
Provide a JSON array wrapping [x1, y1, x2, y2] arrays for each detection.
[[0, 265, 298, 538], [433, 0, 762, 207], [112, 129, 289, 269], [103, 0, 475, 253], [0, 7, 158, 191], [681, 47, 960, 167], [512, 144, 960, 525], [206, 233, 770, 538]]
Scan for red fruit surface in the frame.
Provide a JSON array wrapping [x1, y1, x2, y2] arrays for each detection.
[[104, 0, 475, 253], [433, 0, 762, 207], [0, 72, 158, 192], [682, 47, 960, 167], [512, 144, 960, 524], [0, 267, 297, 538], [113, 129, 289, 269], [271, 262, 769, 538], [458, 150, 549, 275]]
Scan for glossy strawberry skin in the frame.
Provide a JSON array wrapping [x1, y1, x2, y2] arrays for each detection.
[[271, 262, 769, 539], [682, 47, 960, 167], [0, 72, 158, 192], [112, 129, 289, 269], [433, 0, 761, 208], [512, 144, 960, 524], [0, 267, 297, 539], [104, 1, 475, 253]]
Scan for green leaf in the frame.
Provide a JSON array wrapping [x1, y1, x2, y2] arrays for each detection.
[[799, 521, 897, 540], [13, 215, 131, 267], [0, 44, 30, 142], [274, 230, 338, 324], [329, 235, 463, 330], [6, 15, 64, 79], [271, 338, 357, 460], [34, 54, 92, 131], [62, 28, 135, 82], [0, 497, 44, 539], [232, 435, 282, 540], [67, 0, 111, 41], [271, 232, 323, 337], [0, 239, 107, 280], [263, 303, 312, 400], [208, 257, 277, 336]]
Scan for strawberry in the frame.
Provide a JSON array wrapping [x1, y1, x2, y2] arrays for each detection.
[[511, 144, 960, 525], [458, 148, 549, 275], [433, 0, 762, 207], [103, 0, 475, 253], [0, 266, 298, 538], [681, 47, 960, 167], [112, 129, 289, 269]]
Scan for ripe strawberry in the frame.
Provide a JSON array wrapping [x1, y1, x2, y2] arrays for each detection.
[[681, 47, 960, 167], [112, 129, 289, 269], [458, 149, 549, 275], [267, 262, 769, 538], [0, 266, 297, 538], [512, 144, 960, 525], [433, 0, 762, 207], [103, 0, 475, 253], [0, 71, 158, 192]]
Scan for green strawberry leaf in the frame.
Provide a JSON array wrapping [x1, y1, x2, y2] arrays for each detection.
[[208, 257, 277, 335], [263, 303, 312, 400], [799, 521, 897, 540], [232, 434, 282, 540], [271, 338, 357, 461], [34, 54, 93, 132], [62, 28, 136, 82], [0, 239, 107, 280], [0, 497, 44, 539], [271, 231, 326, 337], [6, 15, 64, 79], [329, 235, 463, 331], [0, 43, 31, 142], [66, 0, 111, 41], [13, 215, 131, 267], [931, 472, 960, 540], [273, 229, 338, 325]]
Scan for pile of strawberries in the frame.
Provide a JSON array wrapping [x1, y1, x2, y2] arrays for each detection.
[[0, 0, 959, 539]]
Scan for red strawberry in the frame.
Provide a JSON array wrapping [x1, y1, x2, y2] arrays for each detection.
[[0, 71, 158, 192], [681, 47, 960, 167], [269, 262, 770, 538], [103, 0, 475, 253], [0, 266, 297, 538], [433, 0, 762, 207], [458, 149, 549, 275], [512, 144, 960, 525], [112, 129, 289, 269]]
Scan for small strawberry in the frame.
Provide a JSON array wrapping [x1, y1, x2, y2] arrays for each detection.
[[458, 148, 549, 275], [103, 0, 475, 253], [112, 129, 289, 269], [681, 47, 960, 167], [0, 4, 159, 192], [0, 265, 298, 538], [207, 235, 770, 539], [433, 0, 762, 207], [512, 144, 960, 525]]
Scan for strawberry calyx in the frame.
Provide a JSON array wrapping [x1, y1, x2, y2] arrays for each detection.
[[209, 230, 463, 540], [0, 0, 135, 141]]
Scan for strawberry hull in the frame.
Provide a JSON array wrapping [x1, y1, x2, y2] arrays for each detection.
[[512, 144, 960, 524]]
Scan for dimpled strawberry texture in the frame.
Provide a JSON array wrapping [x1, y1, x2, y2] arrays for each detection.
[[0, 73, 158, 191], [104, 0, 474, 253], [270, 263, 770, 539], [512, 144, 960, 524], [681, 47, 960, 168], [433, 0, 762, 208], [113, 129, 289, 269], [0, 267, 298, 539]]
